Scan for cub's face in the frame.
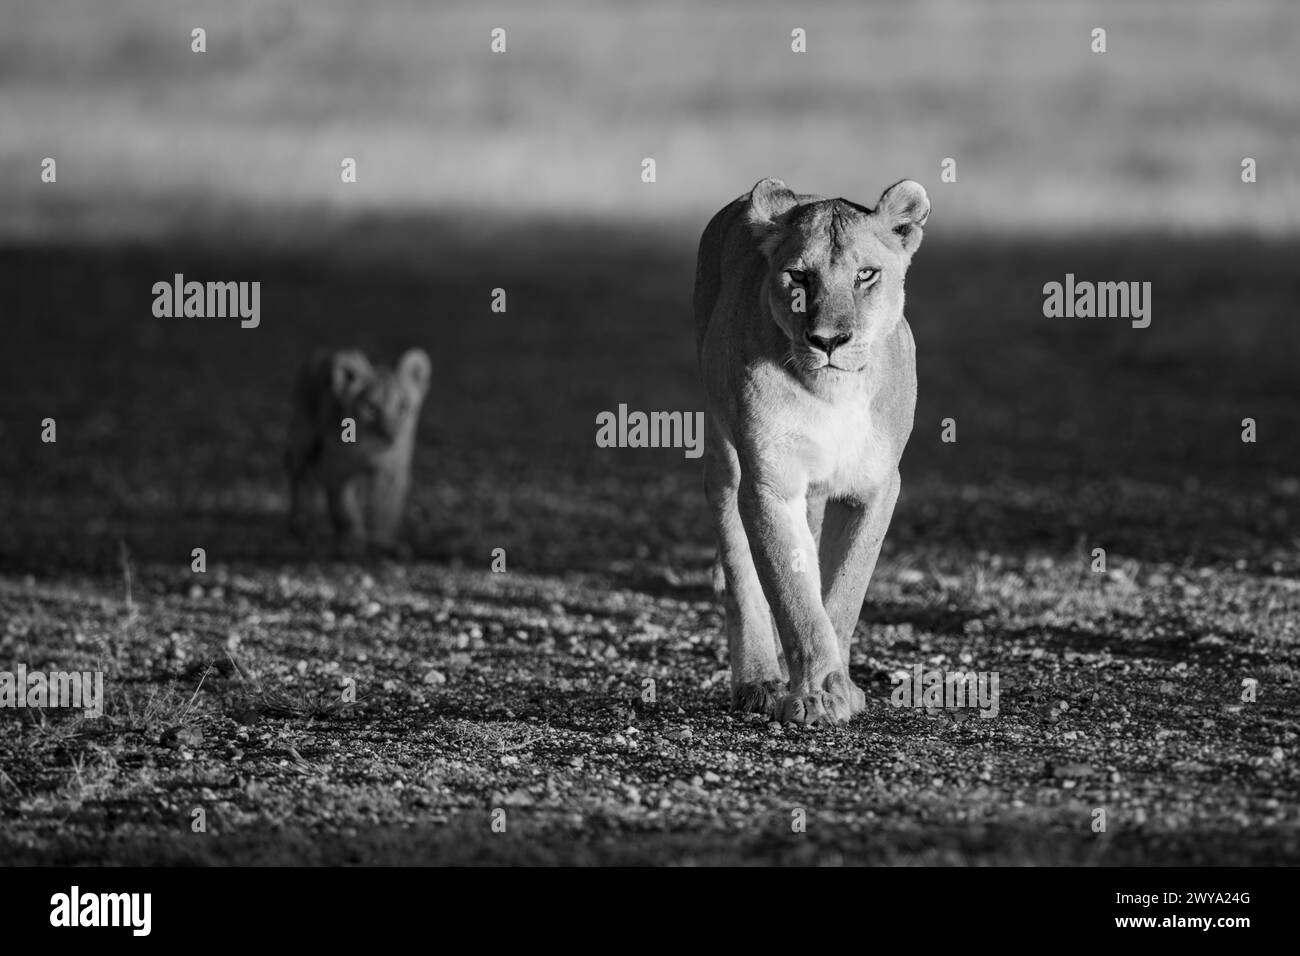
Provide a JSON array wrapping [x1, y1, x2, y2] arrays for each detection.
[[331, 348, 432, 452], [749, 179, 930, 375], [352, 370, 417, 442]]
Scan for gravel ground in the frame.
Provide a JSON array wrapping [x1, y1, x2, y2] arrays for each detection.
[[2, 553, 1296, 865]]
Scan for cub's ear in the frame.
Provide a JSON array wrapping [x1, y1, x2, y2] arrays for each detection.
[[330, 350, 373, 399], [398, 348, 432, 397], [746, 177, 799, 258], [874, 179, 930, 253]]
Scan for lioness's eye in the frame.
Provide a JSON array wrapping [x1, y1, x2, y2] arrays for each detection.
[[785, 269, 807, 285], [856, 267, 880, 285]]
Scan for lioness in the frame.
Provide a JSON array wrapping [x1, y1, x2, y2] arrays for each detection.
[[694, 178, 929, 726], [286, 348, 431, 555]]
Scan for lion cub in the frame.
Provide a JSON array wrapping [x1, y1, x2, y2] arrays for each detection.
[[286, 348, 431, 554]]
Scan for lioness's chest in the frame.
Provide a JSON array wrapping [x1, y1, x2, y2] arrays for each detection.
[[756, 385, 892, 499]]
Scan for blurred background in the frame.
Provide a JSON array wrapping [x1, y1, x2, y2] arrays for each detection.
[[1, 0, 1298, 577], [4, 0, 1298, 235]]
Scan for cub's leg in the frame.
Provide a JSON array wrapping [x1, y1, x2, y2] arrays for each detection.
[[738, 477, 852, 726], [705, 441, 786, 715], [325, 477, 367, 555], [818, 471, 902, 714], [368, 462, 411, 557]]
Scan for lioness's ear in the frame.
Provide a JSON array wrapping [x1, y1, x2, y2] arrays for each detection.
[[398, 348, 432, 397], [746, 177, 799, 258], [875, 180, 930, 253], [331, 350, 373, 399]]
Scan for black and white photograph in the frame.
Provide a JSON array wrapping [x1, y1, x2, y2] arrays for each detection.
[[0, 0, 1295, 927]]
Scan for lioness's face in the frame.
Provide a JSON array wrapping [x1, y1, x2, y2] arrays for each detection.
[[750, 180, 930, 375]]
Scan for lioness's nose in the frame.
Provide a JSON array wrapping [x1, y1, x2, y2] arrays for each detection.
[[805, 330, 851, 356]]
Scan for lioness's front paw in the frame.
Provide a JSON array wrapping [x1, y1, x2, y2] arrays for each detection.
[[778, 671, 855, 726], [732, 679, 787, 717]]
